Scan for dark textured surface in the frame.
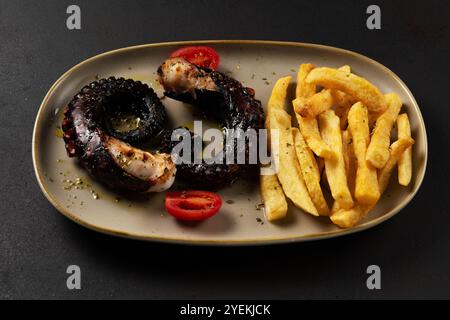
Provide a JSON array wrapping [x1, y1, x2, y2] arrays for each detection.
[[159, 58, 264, 188], [0, 0, 449, 299], [63, 77, 166, 193]]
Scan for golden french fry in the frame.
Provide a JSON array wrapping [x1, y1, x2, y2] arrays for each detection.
[[292, 128, 330, 216], [296, 63, 316, 98], [332, 137, 414, 228], [330, 130, 356, 218], [306, 67, 387, 113], [378, 137, 415, 194], [318, 109, 354, 209], [260, 174, 288, 221], [332, 90, 356, 129], [293, 65, 353, 119], [334, 65, 354, 126], [338, 65, 351, 73], [348, 102, 380, 205], [262, 76, 291, 221], [341, 129, 356, 196], [271, 109, 318, 216], [397, 113, 413, 186], [330, 204, 373, 228], [293, 89, 334, 118], [366, 93, 403, 168], [331, 66, 355, 129], [293, 64, 334, 159], [297, 116, 335, 159], [265, 76, 292, 128], [331, 88, 356, 106]]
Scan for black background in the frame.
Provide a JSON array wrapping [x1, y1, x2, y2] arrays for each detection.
[[0, 0, 449, 299]]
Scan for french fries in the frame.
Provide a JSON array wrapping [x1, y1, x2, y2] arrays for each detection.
[[297, 115, 335, 159], [397, 114, 413, 186], [330, 129, 356, 216], [293, 89, 334, 118], [378, 137, 415, 194], [318, 110, 354, 209], [306, 67, 387, 113], [294, 64, 335, 159], [294, 65, 354, 119], [265, 76, 291, 128], [295, 63, 316, 98], [292, 128, 330, 215], [332, 66, 355, 129], [270, 109, 318, 216], [260, 174, 288, 221], [332, 137, 415, 228], [332, 90, 356, 129], [348, 102, 380, 205], [331, 204, 371, 229], [264, 75, 318, 216], [339, 65, 351, 73], [366, 93, 403, 168], [261, 63, 416, 228], [294, 69, 353, 119], [341, 129, 356, 196], [261, 76, 291, 221]]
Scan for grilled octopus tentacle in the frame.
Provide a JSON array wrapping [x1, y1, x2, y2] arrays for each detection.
[[62, 77, 176, 193], [157, 57, 264, 189]]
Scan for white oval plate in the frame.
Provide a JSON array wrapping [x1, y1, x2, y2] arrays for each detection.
[[32, 41, 427, 245]]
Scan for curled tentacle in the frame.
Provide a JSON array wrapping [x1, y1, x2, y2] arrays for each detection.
[[62, 77, 176, 193], [158, 58, 264, 189]]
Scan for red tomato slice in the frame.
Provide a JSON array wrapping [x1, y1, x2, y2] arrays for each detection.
[[169, 46, 220, 70], [165, 190, 223, 221]]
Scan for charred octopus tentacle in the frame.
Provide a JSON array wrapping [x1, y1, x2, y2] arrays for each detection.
[[62, 77, 176, 193], [158, 58, 265, 188]]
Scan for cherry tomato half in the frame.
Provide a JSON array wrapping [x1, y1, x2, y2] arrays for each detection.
[[165, 190, 223, 221], [169, 46, 220, 70]]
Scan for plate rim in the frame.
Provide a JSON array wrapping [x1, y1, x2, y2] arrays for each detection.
[[32, 40, 428, 245]]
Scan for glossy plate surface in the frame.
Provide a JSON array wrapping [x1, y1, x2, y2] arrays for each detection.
[[32, 41, 427, 245]]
